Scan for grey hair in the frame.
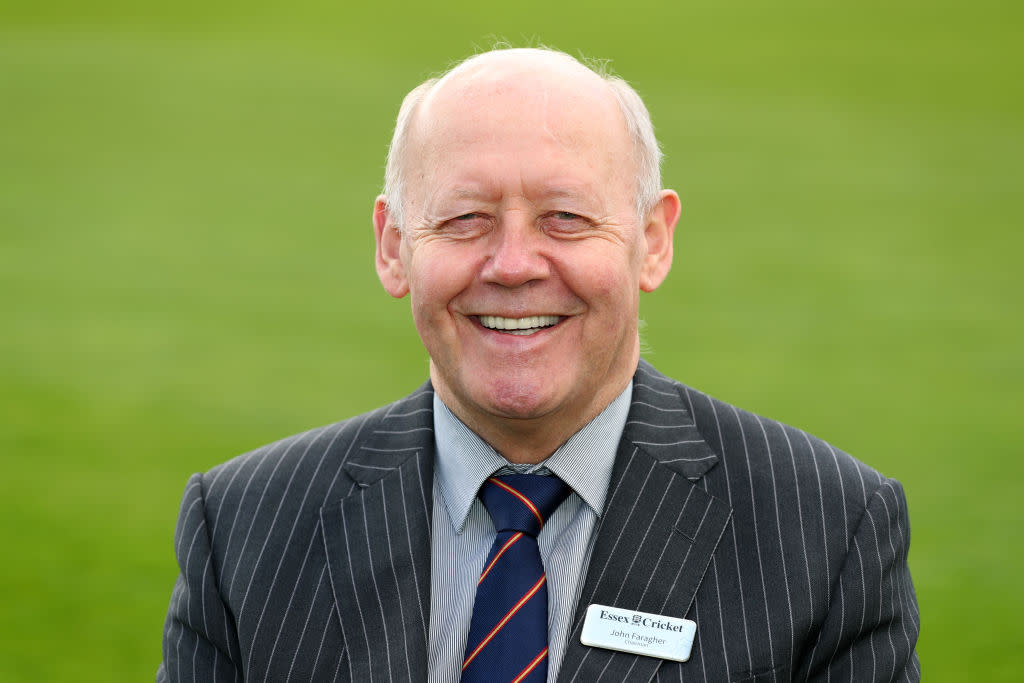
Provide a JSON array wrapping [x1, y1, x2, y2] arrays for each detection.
[[382, 47, 663, 229]]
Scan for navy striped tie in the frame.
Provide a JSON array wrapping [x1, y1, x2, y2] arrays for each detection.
[[461, 474, 571, 683]]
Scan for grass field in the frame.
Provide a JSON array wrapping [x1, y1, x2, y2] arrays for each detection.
[[1, 1, 1021, 680]]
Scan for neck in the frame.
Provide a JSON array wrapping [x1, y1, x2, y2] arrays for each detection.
[[434, 376, 633, 465], [460, 414, 585, 465]]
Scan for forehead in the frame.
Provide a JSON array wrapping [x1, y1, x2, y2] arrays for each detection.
[[404, 57, 636, 203]]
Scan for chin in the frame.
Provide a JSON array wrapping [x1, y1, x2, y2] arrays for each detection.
[[475, 374, 564, 421]]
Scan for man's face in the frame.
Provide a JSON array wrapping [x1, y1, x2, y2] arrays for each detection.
[[376, 57, 677, 443]]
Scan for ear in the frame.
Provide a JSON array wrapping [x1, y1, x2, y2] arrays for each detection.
[[639, 189, 680, 292], [374, 195, 410, 298]]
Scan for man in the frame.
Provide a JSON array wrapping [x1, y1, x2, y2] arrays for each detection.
[[159, 48, 920, 682]]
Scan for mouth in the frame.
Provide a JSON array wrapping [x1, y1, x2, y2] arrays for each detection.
[[475, 314, 564, 336]]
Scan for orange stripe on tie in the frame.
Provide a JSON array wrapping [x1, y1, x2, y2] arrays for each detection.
[[488, 477, 545, 528], [462, 575, 547, 671], [511, 647, 548, 683], [478, 532, 523, 585]]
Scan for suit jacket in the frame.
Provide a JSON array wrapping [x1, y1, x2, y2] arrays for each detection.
[[158, 360, 919, 682]]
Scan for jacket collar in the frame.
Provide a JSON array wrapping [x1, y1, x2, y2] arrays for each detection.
[[623, 358, 721, 481]]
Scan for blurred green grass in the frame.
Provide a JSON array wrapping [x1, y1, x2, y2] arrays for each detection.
[[1, 1, 1021, 680]]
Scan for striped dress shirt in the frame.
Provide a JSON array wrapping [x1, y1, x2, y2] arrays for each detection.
[[428, 385, 632, 683]]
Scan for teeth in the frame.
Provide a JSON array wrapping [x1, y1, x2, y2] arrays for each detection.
[[478, 315, 561, 333]]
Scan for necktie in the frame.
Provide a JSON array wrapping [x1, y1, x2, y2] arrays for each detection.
[[462, 474, 571, 683]]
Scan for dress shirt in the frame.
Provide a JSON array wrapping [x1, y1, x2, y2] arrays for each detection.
[[427, 384, 632, 683]]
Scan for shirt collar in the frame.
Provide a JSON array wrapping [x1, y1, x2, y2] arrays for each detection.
[[433, 382, 632, 533]]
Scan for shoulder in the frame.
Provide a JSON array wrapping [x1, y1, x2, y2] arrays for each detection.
[[633, 369, 919, 678], [194, 382, 434, 525], [637, 360, 893, 524]]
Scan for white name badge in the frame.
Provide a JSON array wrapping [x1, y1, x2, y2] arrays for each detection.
[[580, 604, 696, 662]]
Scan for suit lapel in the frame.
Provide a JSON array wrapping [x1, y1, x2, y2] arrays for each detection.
[[320, 385, 435, 683], [316, 364, 730, 681], [558, 361, 732, 682]]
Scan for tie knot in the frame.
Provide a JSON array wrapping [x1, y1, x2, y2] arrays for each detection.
[[478, 474, 570, 536]]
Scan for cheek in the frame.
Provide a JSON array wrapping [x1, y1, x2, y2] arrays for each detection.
[[577, 260, 636, 305], [560, 236, 644, 299], [407, 254, 465, 322]]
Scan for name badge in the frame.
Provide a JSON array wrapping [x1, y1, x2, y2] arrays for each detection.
[[580, 604, 696, 662]]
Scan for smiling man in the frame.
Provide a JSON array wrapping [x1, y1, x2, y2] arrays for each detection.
[[159, 48, 920, 682], [373, 51, 676, 466]]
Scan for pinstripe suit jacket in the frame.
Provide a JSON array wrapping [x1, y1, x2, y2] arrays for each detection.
[[159, 360, 919, 682]]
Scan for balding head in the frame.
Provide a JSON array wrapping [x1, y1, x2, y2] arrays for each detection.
[[382, 48, 663, 229]]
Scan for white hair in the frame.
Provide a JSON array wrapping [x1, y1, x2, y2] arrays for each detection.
[[382, 47, 663, 229]]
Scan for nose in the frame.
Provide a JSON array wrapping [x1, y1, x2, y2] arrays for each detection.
[[479, 211, 551, 287]]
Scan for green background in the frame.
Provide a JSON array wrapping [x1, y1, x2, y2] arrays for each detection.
[[1, 1, 1020, 680]]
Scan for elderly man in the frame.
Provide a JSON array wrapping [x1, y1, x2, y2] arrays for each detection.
[[159, 48, 920, 682]]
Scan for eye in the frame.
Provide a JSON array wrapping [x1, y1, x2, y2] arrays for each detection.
[[439, 212, 492, 239], [544, 211, 589, 235]]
